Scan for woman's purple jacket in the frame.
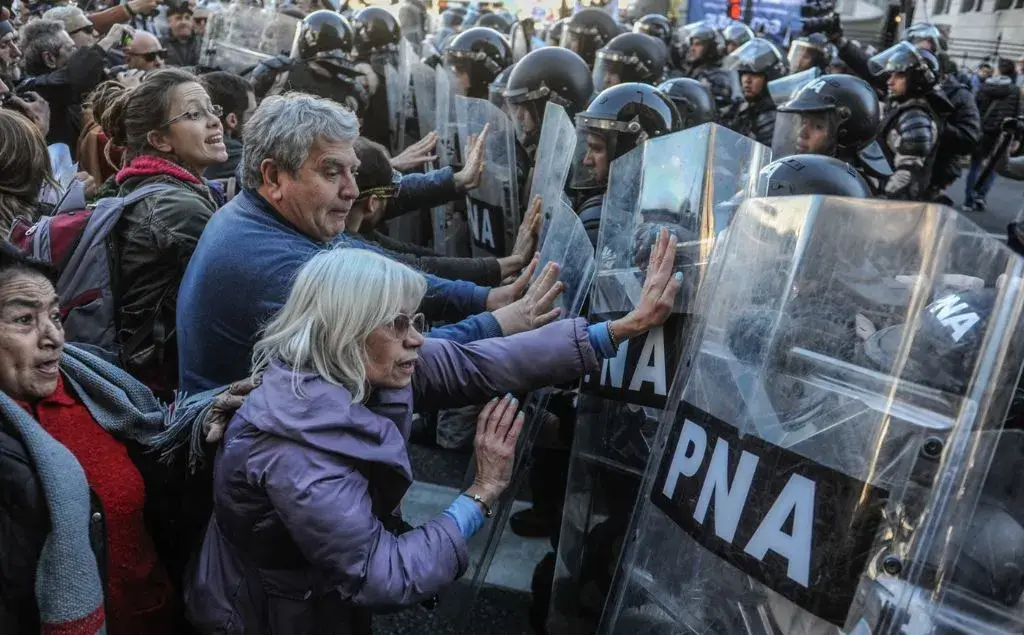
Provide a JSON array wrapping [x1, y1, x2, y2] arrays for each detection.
[[185, 318, 599, 634]]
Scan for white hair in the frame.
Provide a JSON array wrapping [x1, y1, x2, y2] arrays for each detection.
[[252, 248, 427, 402], [241, 92, 360, 189], [41, 5, 86, 28]]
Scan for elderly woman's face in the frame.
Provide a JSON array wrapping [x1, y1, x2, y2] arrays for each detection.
[[0, 272, 63, 401], [364, 313, 425, 390], [151, 82, 227, 171]]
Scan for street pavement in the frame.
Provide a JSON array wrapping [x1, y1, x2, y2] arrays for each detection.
[[948, 171, 1024, 235]]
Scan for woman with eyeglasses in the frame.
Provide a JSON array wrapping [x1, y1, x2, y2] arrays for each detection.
[[187, 242, 680, 634], [97, 68, 227, 399]]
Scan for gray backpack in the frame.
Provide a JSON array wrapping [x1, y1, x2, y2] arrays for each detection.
[[10, 183, 176, 364]]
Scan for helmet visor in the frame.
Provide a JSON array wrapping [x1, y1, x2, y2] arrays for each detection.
[[767, 66, 821, 106], [905, 24, 943, 53], [724, 38, 783, 75], [570, 124, 617, 189], [592, 54, 628, 92], [867, 41, 922, 77], [771, 110, 840, 158], [509, 99, 542, 149], [787, 39, 825, 73]]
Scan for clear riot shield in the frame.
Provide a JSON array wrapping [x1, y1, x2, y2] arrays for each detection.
[[527, 102, 576, 220], [432, 65, 465, 256], [199, 4, 298, 74], [437, 197, 597, 625], [384, 62, 407, 155], [548, 123, 772, 635], [768, 67, 822, 107], [411, 60, 436, 138], [386, 40, 420, 244], [601, 196, 1024, 635], [455, 95, 521, 258]]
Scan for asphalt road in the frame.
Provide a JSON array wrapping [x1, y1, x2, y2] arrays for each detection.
[[948, 171, 1024, 234]]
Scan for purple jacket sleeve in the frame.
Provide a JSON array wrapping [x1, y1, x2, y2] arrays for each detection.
[[260, 450, 469, 607], [412, 317, 600, 411]]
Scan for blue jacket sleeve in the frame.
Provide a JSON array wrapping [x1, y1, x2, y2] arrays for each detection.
[[388, 167, 461, 220], [427, 312, 504, 344]]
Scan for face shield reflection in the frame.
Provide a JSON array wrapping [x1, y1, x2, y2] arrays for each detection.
[[570, 127, 611, 189], [787, 40, 822, 74], [771, 110, 839, 158], [510, 100, 541, 149]]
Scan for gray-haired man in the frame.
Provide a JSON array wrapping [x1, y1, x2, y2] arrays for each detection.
[[177, 92, 552, 392]]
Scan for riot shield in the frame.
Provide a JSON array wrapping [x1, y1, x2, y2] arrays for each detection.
[[438, 197, 598, 624], [768, 67, 822, 107], [549, 123, 772, 635], [411, 60, 436, 138], [199, 3, 298, 74], [455, 95, 521, 258], [602, 196, 1024, 635], [384, 62, 407, 155], [432, 65, 467, 256], [386, 40, 420, 245], [527, 102, 577, 222]]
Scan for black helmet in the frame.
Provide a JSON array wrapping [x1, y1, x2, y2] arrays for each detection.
[[632, 14, 672, 49], [562, 8, 620, 68], [868, 41, 939, 97], [678, 21, 724, 66], [446, 27, 513, 98], [904, 22, 946, 54], [787, 33, 831, 73], [440, 8, 465, 29], [758, 154, 872, 198], [777, 74, 879, 152], [477, 11, 512, 34], [352, 7, 401, 58], [293, 10, 354, 61], [657, 77, 717, 128], [621, 0, 671, 22], [546, 18, 567, 46], [593, 32, 666, 91], [505, 47, 593, 148], [723, 38, 786, 82], [572, 82, 680, 188], [722, 22, 754, 54], [489, 62, 515, 111]]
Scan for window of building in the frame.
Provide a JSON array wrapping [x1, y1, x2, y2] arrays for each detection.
[[1015, 0, 1024, 9], [994, 0, 1012, 10], [960, 0, 975, 11]]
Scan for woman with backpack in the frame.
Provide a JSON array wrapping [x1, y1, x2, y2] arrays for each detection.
[[96, 67, 228, 400]]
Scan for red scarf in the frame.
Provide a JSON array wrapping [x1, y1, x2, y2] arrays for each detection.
[[115, 155, 201, 186]]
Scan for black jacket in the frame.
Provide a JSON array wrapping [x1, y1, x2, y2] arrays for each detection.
[[18, 45, 107, 159], [162, 34, 201, 68], [976, 77, 1022, 154], [0, 388, 189, 634], [720, 93, 776, 147], [931, 77, 981, 189], [577, 193, 604, 249]]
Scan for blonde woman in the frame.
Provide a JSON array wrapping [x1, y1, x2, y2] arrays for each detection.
[[188, 232, 681, 634]]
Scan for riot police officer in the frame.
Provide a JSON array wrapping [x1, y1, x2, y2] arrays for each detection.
[[719, 38, 786, 146], [592, 32, 667, 92], [545, 17, 567, 47], [572, 82, 681, 246], [352, 6, 402, 148], [632, 14, 673, 50], [657, 77, 717, 129], [675, 21, 735, 111], [773, 74, 887, 188], [787, 32, 831, 73], [560, 8, 620, 69], [445, 26, 513, 99], [759, 154, 873, 197], [722, 21, 754, 55], [250, 10, 369, 114], [477, 11, 512, 34], [504, 46, 594, 154], [869, 42, 952, 200]]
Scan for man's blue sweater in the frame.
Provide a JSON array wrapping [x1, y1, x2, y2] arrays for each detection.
[[176, 189, 502, 392]]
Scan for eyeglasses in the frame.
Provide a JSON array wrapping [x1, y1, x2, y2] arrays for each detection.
[[138, 49, 168, 62], [69, 23, 96, 36], [160, 102, 223, 127], [385, 313, 426, 339]]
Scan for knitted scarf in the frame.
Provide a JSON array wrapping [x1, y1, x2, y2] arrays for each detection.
[[0, 345, 221, 634]]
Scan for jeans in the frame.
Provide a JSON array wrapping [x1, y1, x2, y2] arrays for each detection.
[[964, 152, 997, 206]]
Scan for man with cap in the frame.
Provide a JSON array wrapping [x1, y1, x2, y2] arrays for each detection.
[[162, 0, 200, 67]]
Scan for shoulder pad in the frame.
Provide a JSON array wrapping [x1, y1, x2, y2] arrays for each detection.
[[895, 108, 937, 157]]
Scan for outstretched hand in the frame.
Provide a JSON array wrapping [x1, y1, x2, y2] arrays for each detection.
[[492, 256, 565, 335], [611, 227, 681, 341], [454, 124, 489, 192], [391, 131, 439, 171]]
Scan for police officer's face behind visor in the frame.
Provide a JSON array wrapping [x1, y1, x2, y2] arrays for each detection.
[[740, 72, 766, 100], [887, 71, 908, 99], [687, 40, 705, 63], [583, 132, 609, 186], [795, 114, 832, 154]]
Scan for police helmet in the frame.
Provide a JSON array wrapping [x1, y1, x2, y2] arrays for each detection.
[[724, 38, 787, 82], [787, 32, 831, 73], [446, 27, 514, 98], [758, 154, 872, 198], [505, 47, 594, 149], [545, 18, 568, 46], [352, 7, 401, 58], [489, 62, 515, 111], [477, 11, 512, 34], [562, 8, 620, 68], [868, 41, 939, 97], [679, 21, 724, 65], [777, 74, 880, 152], [294, 10, 354, 61], [722, 22, 754, 54], [593, 32, 667, 91], [657, 77, 717, 128], [904, 22, 947, 54], [440, 8, 465, 30], [632, 14, 672, 49], [572, 82, 681, 188]]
